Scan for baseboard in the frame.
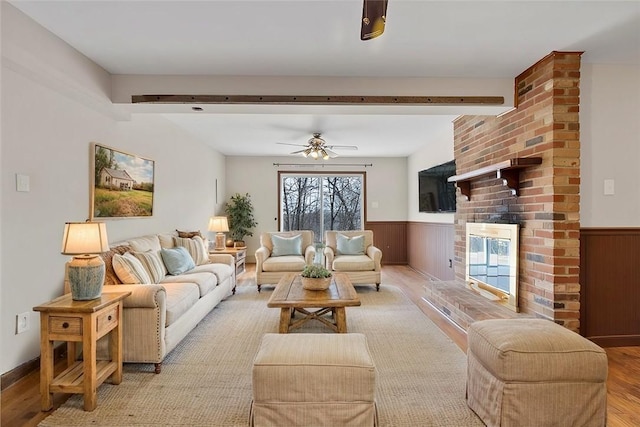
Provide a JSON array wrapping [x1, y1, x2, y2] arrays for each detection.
[[587, 335, 640, 348], [1, 344, 66, 391]]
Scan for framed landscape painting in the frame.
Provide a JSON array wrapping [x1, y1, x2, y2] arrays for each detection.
[[91, 143, 155, 219]]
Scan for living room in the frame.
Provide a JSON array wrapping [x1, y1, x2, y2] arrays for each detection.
[[2, 1, 639, 426]]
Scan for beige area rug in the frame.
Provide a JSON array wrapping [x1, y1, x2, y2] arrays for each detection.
[[40, 284, 483, 426]]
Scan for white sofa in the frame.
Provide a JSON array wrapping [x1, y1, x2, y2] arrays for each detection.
[[67, 231, 235, 373]]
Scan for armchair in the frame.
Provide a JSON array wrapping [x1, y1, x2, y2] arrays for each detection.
[[255, 230, 316, 292], [324, 230, 382, 291]]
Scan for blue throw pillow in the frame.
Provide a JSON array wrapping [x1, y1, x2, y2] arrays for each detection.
[[160, 246, 196, 275], [336, 234, 365, 255], [271, 234, 302, 257]]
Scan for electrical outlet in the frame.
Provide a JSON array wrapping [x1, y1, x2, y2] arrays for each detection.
[[16, 312, 30, 334]]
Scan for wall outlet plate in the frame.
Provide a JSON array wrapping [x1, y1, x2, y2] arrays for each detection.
[[16, 312, 30, 334]]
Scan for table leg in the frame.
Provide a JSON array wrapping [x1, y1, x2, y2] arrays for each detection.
[[279, 308, 292, 333], [39, 314, 54, 411], [111, 302, 124, 384], [83, 315, 98, 411], [335, 307, 347, 333]]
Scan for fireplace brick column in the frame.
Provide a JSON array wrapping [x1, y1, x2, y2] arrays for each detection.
[[453, 52, 582, 332]]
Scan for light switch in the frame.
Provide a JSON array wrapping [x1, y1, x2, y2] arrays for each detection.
[[603, 179, 615, 195], [16, 174, 30, 192]]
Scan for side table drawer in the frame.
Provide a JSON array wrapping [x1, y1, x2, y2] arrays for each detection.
[[236, 250, 247, 261], [49, 316, 82, 339], [96, 305, 119, 337]]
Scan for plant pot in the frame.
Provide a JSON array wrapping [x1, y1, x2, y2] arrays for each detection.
[[234, 241, 246, 249], [301, 276, 332, 291]]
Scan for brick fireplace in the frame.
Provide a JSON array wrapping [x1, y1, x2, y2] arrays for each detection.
[[451, 52, 582, 332]]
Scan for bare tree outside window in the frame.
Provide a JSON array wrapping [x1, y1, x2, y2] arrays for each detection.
[[280, 172, 364, 241]]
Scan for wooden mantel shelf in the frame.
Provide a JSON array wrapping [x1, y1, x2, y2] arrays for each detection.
[[448, 157, 542, 199]]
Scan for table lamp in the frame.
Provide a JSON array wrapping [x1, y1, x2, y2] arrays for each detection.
[[208, 216, 229, 251], [61, 221, 110, 300]]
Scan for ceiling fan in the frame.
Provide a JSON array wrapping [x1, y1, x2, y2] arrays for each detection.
[[361, 0, 388, 41], [277, 133, 358, 160]]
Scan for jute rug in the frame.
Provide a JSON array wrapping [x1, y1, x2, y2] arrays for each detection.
[[40, 283, 483, 426]]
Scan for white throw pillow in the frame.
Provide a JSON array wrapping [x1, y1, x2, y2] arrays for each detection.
[[112, 252, 152, 284], [133, 250, 167, 284]]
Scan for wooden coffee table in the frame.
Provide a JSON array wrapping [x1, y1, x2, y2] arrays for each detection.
[[267, 273, 361, 333]]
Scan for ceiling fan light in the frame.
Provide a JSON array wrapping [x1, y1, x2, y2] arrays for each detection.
[[310, 150, 319, 159], [321, 149, 330, 160], [302, 148, 312, 157]]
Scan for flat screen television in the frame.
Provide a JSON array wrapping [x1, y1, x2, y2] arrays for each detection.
[[418, 159, 457, 213]]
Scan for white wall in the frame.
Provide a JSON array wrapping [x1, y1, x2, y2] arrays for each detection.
[[225, 156, 407, 261], [1, 4, 225, 375], [407, 120, 456, 224], [580, 63, 640, 227]]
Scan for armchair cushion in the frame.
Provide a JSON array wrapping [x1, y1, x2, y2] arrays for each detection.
[[271, 234, 303, 257], [333, 255, 375, 271], [337, 233, 365, 255], [262, 256, 307, 272]]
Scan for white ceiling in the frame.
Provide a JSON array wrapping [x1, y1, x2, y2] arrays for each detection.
[[9, 0, 640, 158]]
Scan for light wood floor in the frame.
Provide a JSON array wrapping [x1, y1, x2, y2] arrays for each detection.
[[2, 265, 639, 427]]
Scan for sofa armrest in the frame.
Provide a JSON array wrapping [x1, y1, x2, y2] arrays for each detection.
[[324, 246, 335, 270], [304, 245, 316, 264], [208, 253, 234, 267], [367, 245, 383, 271], [102, 284, 166, 309]]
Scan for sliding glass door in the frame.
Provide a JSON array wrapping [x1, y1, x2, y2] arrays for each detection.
[[279, 172, 365, 242]]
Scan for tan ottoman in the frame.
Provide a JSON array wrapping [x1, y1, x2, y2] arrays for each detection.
[[466, 319, 608, 427], [251, 333, 377, 427]]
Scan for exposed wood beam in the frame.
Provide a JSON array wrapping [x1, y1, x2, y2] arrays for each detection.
[[131, 94, 504, 105]]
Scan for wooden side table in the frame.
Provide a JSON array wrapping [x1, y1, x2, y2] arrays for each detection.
[[33, 291, 130, 411], [210, 247, 247, 277]]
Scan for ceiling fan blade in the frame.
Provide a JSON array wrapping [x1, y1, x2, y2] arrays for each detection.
[[277, 142, 308, 147], [324, 148, 339, 158], [327, 145, 358, 150], [290, 149, 309, 155], [361, 0, 388, 41]]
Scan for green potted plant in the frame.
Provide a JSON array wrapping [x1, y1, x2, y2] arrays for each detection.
[[224, 193, 257, 248], [300, 264, 333, 290]]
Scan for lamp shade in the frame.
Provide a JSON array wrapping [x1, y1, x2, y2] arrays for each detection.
[[61, 222, 109, 255], [208, 216, 229, 233]]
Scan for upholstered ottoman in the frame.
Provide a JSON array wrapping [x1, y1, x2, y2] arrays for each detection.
[[251, 333, 377, 427], [466, 319, 608, 427]]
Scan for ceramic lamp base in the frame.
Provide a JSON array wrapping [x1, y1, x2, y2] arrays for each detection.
[[67, 256, 105, 300], [214, 233, 226, 251]]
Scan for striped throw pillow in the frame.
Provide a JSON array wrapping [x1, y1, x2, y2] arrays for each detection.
[[133, 251, 167, 284], [112, 252, 151, 284], [174, 236, 209, 265]]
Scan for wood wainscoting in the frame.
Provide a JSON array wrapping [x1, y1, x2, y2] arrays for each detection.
[[365, 221, 407, 265], [580, 228, 640, 347], [407, 222, 455, 280]]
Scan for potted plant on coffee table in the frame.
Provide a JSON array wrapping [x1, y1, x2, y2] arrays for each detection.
[[300, 264, 333, 290], [224, 192, 257, 248]]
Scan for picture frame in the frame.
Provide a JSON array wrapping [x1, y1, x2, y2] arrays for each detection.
[[90, 143, 155, 219]]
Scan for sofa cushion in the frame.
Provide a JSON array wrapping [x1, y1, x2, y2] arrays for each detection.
[[332, 255, 375, 271], [161, 272, 216, 297], [187, 263, 233, 285], [337, 233, 365, 255], [161, 247, 196, 275], [112, 252, 152, 284], [175, 236, 209, 265], [262, 256, 306, 272], [128, 234, 162, 253], [161, 282, 200, 326], [271, 234, 302, 257], [133, 250, 167, 284]]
